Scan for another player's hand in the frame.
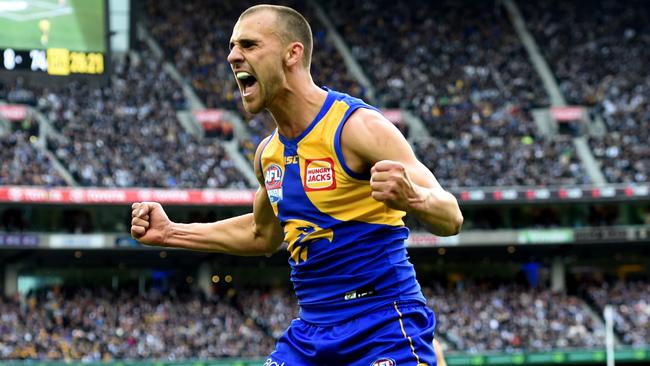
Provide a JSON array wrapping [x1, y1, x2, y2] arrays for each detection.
[[370, 160, 424, 212], [130, 202, 172, 246]]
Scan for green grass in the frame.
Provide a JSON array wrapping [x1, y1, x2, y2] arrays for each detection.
[[0, 0, 105, 52]]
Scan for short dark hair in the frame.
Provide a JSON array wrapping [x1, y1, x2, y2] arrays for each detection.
[[240, 4, 313, 67]]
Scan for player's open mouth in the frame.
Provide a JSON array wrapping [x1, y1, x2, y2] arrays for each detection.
[[236, 71, 258, 97]]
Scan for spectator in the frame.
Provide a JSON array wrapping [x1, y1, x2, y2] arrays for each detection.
[[1, 281, 618, 361], [16, 50, 250, 189], [520, 0, 650, 183], [586, 280, 650, 346], [424, 283, 606, 352], [0, 287, 275, 361], [0, 130, 66, 187], [323, 0, 588, 187]]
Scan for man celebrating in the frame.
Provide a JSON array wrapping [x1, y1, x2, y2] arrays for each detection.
[[131, 4, 462, 365]]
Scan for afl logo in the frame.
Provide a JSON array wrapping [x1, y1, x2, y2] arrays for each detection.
[[371, 359, 396, 366], [265, 164, 284, 204], [265, 164, 283, 190]]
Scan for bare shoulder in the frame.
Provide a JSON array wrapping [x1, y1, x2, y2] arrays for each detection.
[[343, 108, 399, 143], [341, 107, 414, 166]]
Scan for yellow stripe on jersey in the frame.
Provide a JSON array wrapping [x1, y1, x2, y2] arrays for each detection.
[[261, 132, 284, 217], [298, 100, 405, 226]]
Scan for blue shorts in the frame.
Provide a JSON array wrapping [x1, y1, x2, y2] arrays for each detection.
[[265, 301, 437, 366]]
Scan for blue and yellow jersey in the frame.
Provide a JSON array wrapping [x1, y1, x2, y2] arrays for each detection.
[[260, 88, 425, 325]]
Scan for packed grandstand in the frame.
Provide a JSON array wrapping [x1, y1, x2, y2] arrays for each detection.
[[1, 0, 648, 188], [1, 280, 648, 360], [0, 0, 648, 364]]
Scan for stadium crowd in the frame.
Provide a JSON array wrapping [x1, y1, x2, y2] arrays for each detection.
[[425, 284, 605, 352], [414, 135, 584, 187], [0, 287, 275, 361], [6, 279, 648, 361], [0, 130, 66, 187], [586, 280, 650, 346], [322, 0, 591, 187], [3, 1, 650, 189], [236, 287, 298, 340], [2, 50, 249, 189], [0, 78, 66, 187], [0, 1, 648, 363], [520, 0, 650, 184]]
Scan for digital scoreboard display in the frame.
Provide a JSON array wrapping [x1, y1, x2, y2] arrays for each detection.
[[0, 0, 107, 76]]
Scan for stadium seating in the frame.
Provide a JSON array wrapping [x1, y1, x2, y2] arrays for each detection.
[[1, 1, 649, 364], [1, 49, 249, 189], [0, 130, 65, 187], [586, 280, 650, 346], [6, 279, 647, 360], [425, 283, 606, 352], [519, 0, 650, 183], [0, 287, 275, 360], [236, 287, 299, 339], [321, 0, 593, 187], [414, 135, 585, 187], [0, 78, 65, 186], [4, 0, 649, 188]]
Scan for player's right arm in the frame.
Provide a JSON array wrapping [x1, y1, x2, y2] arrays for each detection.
[[130, 136, 284, 256]]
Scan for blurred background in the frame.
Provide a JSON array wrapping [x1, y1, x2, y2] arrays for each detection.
[[0, 0, 648, 365]]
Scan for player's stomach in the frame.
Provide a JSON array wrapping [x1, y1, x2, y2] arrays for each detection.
[[289, 224, 425, 325]]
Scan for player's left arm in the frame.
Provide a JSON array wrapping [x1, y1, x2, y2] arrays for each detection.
[[341, 108, 463, 236], [433, 339, 448, 366]]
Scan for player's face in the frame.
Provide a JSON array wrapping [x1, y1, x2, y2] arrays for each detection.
[[228, 11, 285, 114]]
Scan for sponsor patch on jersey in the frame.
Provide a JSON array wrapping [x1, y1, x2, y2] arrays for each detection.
[[344, 285, 376, 300], [264, 164, 283, 203], [304, 158, 336, 191], [371, 358, 396, 366]]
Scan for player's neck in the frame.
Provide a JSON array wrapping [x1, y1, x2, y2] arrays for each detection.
[[269, 77, 328, 140]]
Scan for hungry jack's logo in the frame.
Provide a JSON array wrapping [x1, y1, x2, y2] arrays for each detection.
[[304, 158, 336, 191]]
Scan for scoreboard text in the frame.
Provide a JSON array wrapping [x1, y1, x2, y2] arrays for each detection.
[[1, 48, 105, 76]]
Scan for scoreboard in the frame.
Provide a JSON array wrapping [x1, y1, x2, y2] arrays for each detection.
[[1, 48, 104, 75], [0, 0, 108, 77]]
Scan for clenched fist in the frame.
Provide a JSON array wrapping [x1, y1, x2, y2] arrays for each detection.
[[370, 160, 424, 212], [130, 202, 172, 246]]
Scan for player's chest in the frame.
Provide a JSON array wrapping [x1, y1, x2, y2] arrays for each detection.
[[264, 152, 339, 204]]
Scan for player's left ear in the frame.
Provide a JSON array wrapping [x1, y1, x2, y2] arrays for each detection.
[[284, 42, 304, 67]]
